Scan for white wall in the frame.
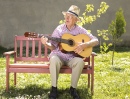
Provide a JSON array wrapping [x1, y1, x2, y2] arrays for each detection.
[[0, 0, 129, 48]]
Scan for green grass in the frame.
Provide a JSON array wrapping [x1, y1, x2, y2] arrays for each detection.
[[0, 47, 130, 99]]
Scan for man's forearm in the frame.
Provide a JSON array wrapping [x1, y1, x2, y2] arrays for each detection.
[[86, 39, 99, 48]]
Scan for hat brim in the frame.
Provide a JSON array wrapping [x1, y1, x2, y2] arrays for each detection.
[[62, 11, 81, 22]]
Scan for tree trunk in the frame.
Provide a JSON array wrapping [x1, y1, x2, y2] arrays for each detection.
[[112, 41, 116, 66]]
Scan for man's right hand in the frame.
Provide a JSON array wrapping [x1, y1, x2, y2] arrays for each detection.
[[41, 36, 48, 46]]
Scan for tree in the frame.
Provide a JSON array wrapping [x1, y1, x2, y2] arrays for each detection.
[[108, 8, 126, 65]]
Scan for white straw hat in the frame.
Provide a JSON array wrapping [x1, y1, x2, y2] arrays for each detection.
[[62, 5, 81, 21]]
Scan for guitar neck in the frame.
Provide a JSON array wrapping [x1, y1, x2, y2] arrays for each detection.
[[24, 32, 73, 46], [38, 34, 70, 45]]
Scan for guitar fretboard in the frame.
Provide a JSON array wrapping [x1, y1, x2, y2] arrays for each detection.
[[38, 34, 74, 46]]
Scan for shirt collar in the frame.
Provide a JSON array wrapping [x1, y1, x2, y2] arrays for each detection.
[[65, 24, 77, 31]]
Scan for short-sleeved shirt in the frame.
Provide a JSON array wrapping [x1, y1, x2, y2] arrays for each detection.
[[49, 23, 98, 61]]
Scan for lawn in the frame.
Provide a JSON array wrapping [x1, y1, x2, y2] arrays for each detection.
[[0, 47, 130, 99]]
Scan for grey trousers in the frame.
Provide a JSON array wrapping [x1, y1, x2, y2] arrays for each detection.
[[49, 55, 84, 88]]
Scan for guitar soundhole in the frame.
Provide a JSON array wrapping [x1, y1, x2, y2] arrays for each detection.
[[82, 39, 84, 43], [68, 39, 74, 46], [82, 39, 84, 51]]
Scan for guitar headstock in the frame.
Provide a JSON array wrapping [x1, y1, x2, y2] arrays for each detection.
[[24, 32, 38, 38]]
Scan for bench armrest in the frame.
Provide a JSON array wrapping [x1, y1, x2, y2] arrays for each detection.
[[4, 51, 16, 67], [3, 51, 16, 56], [91, 52, 97, 56]]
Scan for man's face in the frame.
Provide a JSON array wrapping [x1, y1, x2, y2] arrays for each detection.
[[64, 13, 77, 27]]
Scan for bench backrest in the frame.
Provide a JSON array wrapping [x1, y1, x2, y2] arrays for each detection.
[[14, 35, 50, 62]]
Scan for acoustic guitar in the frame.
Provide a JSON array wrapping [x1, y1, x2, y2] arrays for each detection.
[[24, 32, 92, 58]]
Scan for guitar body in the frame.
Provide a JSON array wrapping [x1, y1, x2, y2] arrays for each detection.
[[61, 33, 92, 57], [24, 32, 92, 57]]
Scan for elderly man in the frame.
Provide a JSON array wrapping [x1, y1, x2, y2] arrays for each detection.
[[41, 5, 98, 99]]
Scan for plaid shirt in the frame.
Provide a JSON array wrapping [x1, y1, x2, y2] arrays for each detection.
[[49, 23, 98, 61]]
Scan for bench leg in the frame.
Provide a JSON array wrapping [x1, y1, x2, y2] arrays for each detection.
[[91, 73, 94, 95], [88, 74, 90, 88], [14, 73, 16, 85], [6, 72, 9, 92]]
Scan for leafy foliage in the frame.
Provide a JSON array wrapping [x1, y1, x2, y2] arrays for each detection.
[[115, 8, 126, 38], [97, 30, 112, 57]]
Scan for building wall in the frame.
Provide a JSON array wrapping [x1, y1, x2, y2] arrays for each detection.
[[0, 0, 129, 48]]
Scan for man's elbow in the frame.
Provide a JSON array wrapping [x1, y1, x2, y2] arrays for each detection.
[[95, 40, 99, 46]]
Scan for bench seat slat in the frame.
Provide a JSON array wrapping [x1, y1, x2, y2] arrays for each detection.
[[9, 64, 89, 68], [9, 64, 49, 68]]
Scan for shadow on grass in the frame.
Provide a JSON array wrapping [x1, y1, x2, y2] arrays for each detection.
[[110, 67, 125, 72], [58, 87, 92, 99], [1, 84, 92, 99], [1, 84, 50, 99]]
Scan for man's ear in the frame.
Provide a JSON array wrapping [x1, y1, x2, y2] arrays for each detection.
[[74, 17, 78, 22]]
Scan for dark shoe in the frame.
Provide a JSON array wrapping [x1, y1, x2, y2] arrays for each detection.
[[69, 86, 80, 99], [49, 86, 58, 99]]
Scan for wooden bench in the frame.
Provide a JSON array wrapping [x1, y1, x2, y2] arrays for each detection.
[[4, 35, 97, 95]]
